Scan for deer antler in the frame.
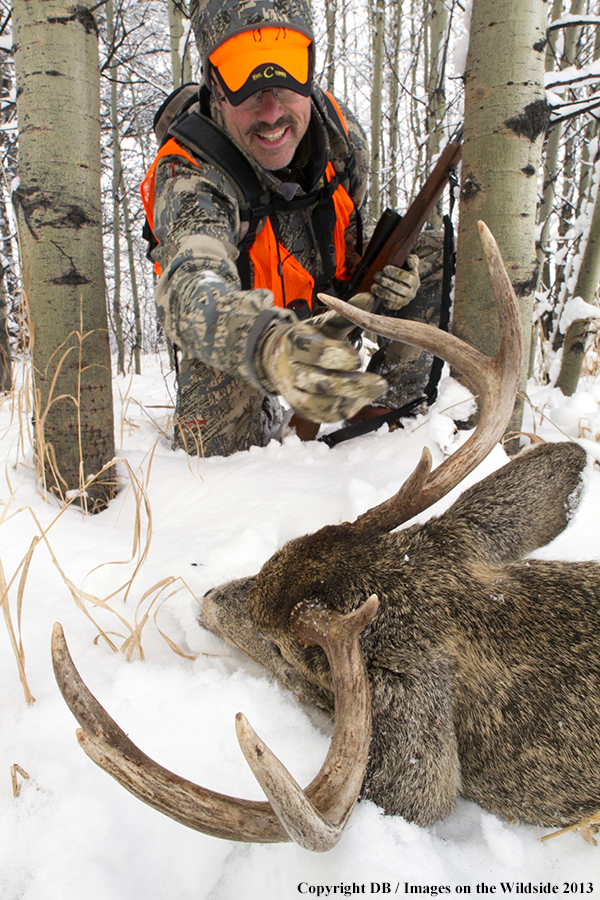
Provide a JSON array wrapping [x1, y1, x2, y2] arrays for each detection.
[[51, 593, 378, 852], [319, 220, 523, 531]]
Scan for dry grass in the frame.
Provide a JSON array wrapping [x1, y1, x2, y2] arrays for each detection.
[[542, 811, 600, 846], [0, 450, 198, 675], [0, 537, 36, 705], [29, 301, 118, 513], [0, 332, 197, 703], [10, 764, 30, 799]]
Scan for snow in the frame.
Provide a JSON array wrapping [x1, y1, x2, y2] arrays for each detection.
[[452, 0, 472, 78], [1, 356, 599, 899], [559, 295, 600, 333], [546, 58, 600, 91]]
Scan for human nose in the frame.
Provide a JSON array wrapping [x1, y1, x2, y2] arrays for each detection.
[[256, 89, 285, 120]]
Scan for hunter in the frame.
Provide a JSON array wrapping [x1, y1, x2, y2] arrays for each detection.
[[142, 0, 434, 457]]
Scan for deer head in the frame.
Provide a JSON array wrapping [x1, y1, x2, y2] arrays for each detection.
[[53, 223, 599, 851]]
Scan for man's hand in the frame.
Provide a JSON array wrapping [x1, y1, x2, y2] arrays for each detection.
[[310, 291, 376, 339], [254, 314, 387, 423], [371, 254, 420, 310]]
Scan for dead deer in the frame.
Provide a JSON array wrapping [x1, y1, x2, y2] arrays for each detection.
[[52, 223, 600, 853]]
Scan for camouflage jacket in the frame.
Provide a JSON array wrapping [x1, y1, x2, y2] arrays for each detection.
[[149, 87, 370, 388]]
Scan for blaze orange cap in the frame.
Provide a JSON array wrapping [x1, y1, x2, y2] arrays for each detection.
[[209, 28, 312, 106]]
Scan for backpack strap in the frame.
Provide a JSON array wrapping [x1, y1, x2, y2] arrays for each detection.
[[154, 83, 204, 147], [169, 104, 271, 236], [313, 89, 360, 212]]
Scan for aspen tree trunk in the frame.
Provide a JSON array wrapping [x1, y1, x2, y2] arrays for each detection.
[[12, 0, 116, 511], [107, 0, 125, 376], [341, 11, 348, 104], [0, 28, 15, 392], [551, 1, 600, 394], [107, 0, 142, 376], [369, 0, 385, 220], [536, 0, 566, 280], [121, 187, 142, 374], [168, 0, 192, 89], [128, 71, 148, 172], [408, 4, 425, 203], [537, 0, 587, 375], [555, 0, 585, 264], [453, 0, 549, 443], [324, 0, 337, 94], [576, 14, 600, 218], [0, 264, 10, 391], [424, 0, 448, 229], [555, 182, 600, 395], [388, 0, 403, 211]]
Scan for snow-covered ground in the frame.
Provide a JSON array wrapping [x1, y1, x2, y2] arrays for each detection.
[[0, 354, 599, 900]]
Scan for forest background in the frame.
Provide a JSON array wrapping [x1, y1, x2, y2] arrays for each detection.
[[0, 2, 600, 896], [2, 0, 600, 408]]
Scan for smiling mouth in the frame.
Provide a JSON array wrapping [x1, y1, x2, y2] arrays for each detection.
[[255, 126, 289, 143]]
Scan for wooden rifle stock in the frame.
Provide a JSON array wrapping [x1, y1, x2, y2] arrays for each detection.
[[347, 136, 463, 296], [291, 134, 462, 443]]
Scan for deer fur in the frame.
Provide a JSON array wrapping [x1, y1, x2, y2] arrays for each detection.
[[199, 440, 600, 829]]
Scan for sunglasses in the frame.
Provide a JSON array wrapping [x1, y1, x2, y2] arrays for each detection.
[[212, 82, 306, 111]]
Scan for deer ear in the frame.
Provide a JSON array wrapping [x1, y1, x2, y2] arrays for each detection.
[[362, 665, 459, 825], [438, 442, 589, 565]]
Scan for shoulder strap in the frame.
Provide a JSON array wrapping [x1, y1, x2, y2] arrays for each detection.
[[320, 90, 350, 136], [312, 89, 358, 189], [311, 88, 362, 257], [169, 109, 269, 226]]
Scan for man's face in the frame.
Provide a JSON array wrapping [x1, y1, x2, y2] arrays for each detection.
[[215, 87, 311, 171]]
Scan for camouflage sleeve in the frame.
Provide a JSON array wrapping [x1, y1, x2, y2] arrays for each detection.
[[151, 153, 294, 388]]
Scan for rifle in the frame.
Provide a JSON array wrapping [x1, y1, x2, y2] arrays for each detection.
[[345, 128, 463, 299], [291, 129, 463, 443]]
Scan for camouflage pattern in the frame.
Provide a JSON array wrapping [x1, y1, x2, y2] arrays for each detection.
[[150, 89, 370, 454], [173, 354, 284, 454], [367, 231, 446, 410], [189, 0, 315, 77], [255, 315, 388, 423], [371, 255, 420, 310], [151, 0, 444, 455]]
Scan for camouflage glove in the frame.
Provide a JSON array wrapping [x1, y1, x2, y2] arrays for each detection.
[[371, 254, 420, 310], [311, 291, 376, 339], [254, 313, 388, 424]]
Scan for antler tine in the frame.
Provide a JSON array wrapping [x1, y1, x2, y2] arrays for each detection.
[[52, 623, 288, 843], [237, 595, 379, 851], [319, 221, 523, 531], [52, 598, 378, 852]]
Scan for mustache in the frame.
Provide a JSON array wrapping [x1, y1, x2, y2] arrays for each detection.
[[246, 115, 296, 136]]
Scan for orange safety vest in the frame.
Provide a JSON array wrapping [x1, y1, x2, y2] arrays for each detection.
[[140, 98, 356, 309]]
